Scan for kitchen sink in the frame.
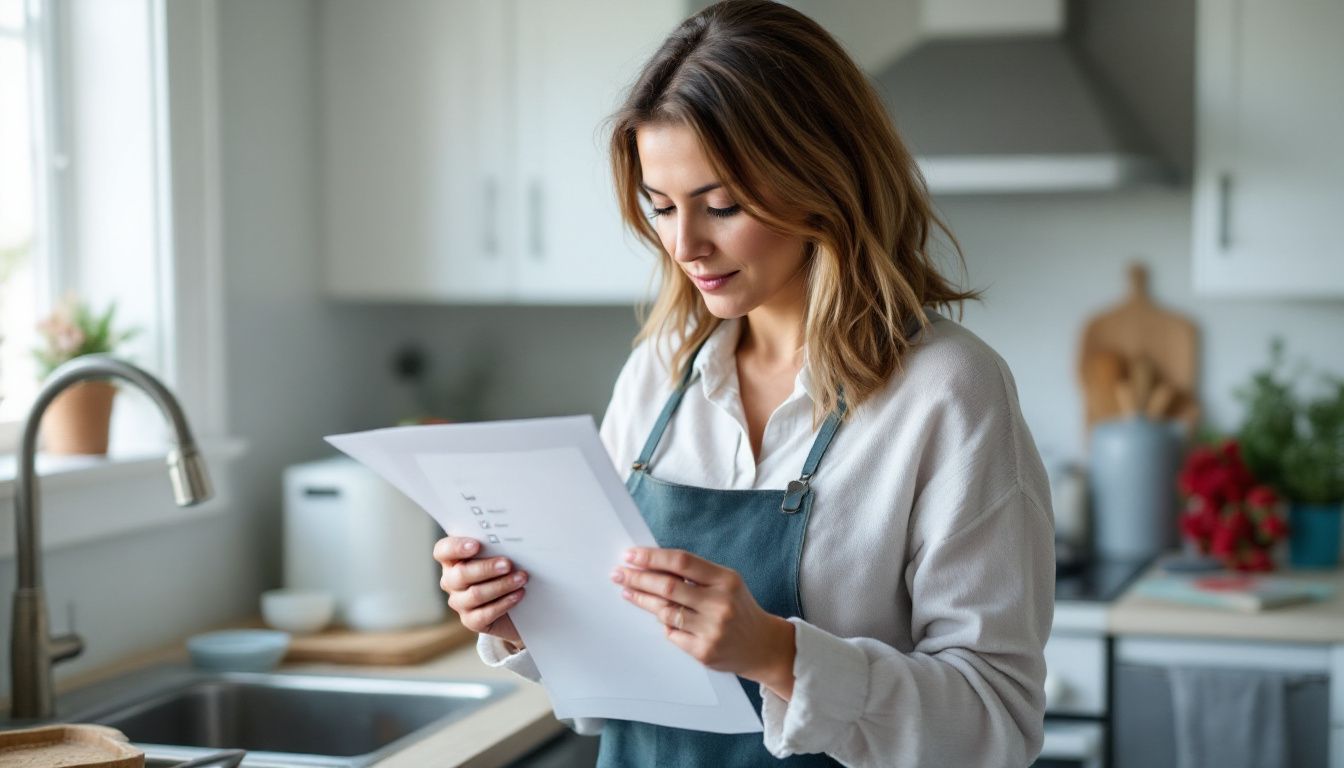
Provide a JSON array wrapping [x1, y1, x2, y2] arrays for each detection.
[[56, 666, 514, 767]]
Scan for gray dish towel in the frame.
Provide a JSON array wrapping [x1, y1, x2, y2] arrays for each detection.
[[1167, 665, 1289, 768]]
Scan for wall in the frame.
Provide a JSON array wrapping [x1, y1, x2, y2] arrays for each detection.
[[938, 189, 1344, 466]]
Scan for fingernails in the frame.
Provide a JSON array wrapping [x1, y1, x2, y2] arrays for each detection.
[[624, 549, 643, 565], [464, 540, 478, 553], [609, 568, 625, 584], [495, 559, 509, 573], [621, 589, 633, 600], [512, 572, 525, 585]]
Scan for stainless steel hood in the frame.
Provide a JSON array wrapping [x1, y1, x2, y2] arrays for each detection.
[[873, 33, 1171, 193]]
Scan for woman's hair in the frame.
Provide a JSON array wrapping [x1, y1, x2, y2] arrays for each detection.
[[607, 0, 980, 423]]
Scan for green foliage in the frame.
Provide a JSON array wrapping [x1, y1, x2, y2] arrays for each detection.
[[1236, 338, 1344, 504], [32, 296, 141, 380]]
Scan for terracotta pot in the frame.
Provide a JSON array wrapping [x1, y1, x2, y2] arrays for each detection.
[[40, 380, 116, 455]]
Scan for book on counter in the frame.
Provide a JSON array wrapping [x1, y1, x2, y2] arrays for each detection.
[[1134, 573, 1336, 612]]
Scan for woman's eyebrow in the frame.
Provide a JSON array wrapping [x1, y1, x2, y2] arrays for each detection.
[[641, 182, 723, 198]]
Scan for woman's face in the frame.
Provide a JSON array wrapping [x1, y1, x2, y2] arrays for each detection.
[[635, 123, 809, 320]]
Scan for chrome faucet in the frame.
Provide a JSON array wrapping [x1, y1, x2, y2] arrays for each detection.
[[9, 355, 212, 720]]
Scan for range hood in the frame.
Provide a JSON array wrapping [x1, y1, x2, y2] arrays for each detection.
[[872, 3, 1170, 194]]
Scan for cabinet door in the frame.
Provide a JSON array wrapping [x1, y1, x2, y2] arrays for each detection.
[[321, 0, 512, 301], [1192, 0, 1344, 297], [512, 0, 683, 303]]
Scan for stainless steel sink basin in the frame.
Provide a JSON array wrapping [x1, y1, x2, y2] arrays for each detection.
[[57, 666, 514, 767]]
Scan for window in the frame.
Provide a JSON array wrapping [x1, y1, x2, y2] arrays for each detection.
[[0, 0, 50, 445], [0, 0, 201, 455]]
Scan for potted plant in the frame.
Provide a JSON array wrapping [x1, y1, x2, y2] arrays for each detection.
[[1236, 339, 1344, 568], [32, 295, 140, 455]]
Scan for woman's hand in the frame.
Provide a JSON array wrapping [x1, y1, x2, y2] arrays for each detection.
[[611, 547, 797, 699], [434, 536, 527, 653]]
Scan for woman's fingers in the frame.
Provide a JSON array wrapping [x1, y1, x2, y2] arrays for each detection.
[[448, 570, 529, 613], [465, 589, 526, 634], [433, 536, 482, 565], [624, 547, 727, 586], [440, 556, 514, 593], [611, 565, 699, 608], [620, 586, 697, 631]]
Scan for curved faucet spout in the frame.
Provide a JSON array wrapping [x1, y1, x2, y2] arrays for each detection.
[[10, 354, 213, 720]]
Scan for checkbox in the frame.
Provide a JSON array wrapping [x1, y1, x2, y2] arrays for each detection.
[[471, 506, 483, 515], [487, 534, 499, 543], [478, 520, 490, 529]]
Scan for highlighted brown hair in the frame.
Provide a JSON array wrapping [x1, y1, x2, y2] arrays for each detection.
[[607, 0, 980, 422]]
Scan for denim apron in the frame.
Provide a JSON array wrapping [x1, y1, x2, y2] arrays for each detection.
[[595, 349, 846, 767]]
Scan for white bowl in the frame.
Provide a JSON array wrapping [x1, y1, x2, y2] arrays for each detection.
[[344, 591, 445, 632], [261, 589, 335, 634], [187, 629, 290, 672]]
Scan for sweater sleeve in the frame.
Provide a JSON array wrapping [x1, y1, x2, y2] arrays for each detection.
[[759, 488, 1054, 766], [758, 351, 1055, 767], [475, 634, 607, 736]]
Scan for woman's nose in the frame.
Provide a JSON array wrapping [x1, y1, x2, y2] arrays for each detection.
[[671, 218, 709, 263]]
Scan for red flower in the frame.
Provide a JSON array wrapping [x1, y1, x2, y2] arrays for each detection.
[[1259, 513, 1288, 541], [1247, 485, 1278, 509], [1210, 520, 1239, 557], [1177, 439, 1280, 572]]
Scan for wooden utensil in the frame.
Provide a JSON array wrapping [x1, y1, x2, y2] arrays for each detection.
[[1078, 262, 1201, 434], [1146, 381, 1176, 420], [284, 619, 475, 666], [1081, 350, 1126, 425], [0, 724, 142, 768]]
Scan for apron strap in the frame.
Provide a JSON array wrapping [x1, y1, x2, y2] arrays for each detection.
[[781, 393, 847, 513], [632, 341, 705, 472]]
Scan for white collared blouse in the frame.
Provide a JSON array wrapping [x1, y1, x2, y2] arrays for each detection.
[[478, 309, 1055, 767]]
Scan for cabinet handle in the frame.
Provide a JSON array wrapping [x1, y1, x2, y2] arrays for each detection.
[[1217, 172, 1233, 251], [529, 180, 544, 261], [483, 178, 498, 259]]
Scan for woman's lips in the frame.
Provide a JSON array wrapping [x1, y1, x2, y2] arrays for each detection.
[[690, 271, 739, 292]]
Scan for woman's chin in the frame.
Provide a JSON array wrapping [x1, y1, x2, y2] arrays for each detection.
[[699, 294, 751, 320]]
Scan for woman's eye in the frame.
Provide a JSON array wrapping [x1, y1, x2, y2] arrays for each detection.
[[646, 204, 741, 220]]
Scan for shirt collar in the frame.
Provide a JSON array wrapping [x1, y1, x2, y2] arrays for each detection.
[[692, 318, 817, 404]]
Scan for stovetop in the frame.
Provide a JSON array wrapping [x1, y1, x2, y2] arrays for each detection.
[[1055, 555, 1153, 603]]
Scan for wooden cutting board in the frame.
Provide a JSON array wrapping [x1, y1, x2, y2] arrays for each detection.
[[1078, 263, 1200, 434], [0, 724, 143, 768], [283, 619, 476, 666]]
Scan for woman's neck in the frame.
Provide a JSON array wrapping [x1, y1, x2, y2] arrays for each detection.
[[738, 281, 806, 367]]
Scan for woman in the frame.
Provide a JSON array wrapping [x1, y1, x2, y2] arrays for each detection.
[[433, 1, 1054, 765]]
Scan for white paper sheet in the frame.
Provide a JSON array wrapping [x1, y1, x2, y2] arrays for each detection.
[[325, 415, 763, 733]]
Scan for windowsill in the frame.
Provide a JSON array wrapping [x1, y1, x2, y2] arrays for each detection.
[[0, 437, 248, 559]]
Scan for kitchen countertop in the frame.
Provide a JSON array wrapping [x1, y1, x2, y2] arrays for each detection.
[[1109, 561, 1344, 644]]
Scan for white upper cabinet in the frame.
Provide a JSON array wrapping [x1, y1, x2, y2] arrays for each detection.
[[512, 0, 680, 303], [1192, 0, 1344, 296], [321, 0, 681, 303], [320, 0, 513, 301]]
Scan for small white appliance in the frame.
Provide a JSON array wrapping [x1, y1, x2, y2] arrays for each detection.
[[283, 456, 445, 631]]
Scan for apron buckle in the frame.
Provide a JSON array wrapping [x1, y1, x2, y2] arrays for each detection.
[[781, 477, 810, 514]]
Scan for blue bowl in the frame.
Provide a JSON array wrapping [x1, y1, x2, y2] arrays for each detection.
[[186, 629, 291, 672]]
